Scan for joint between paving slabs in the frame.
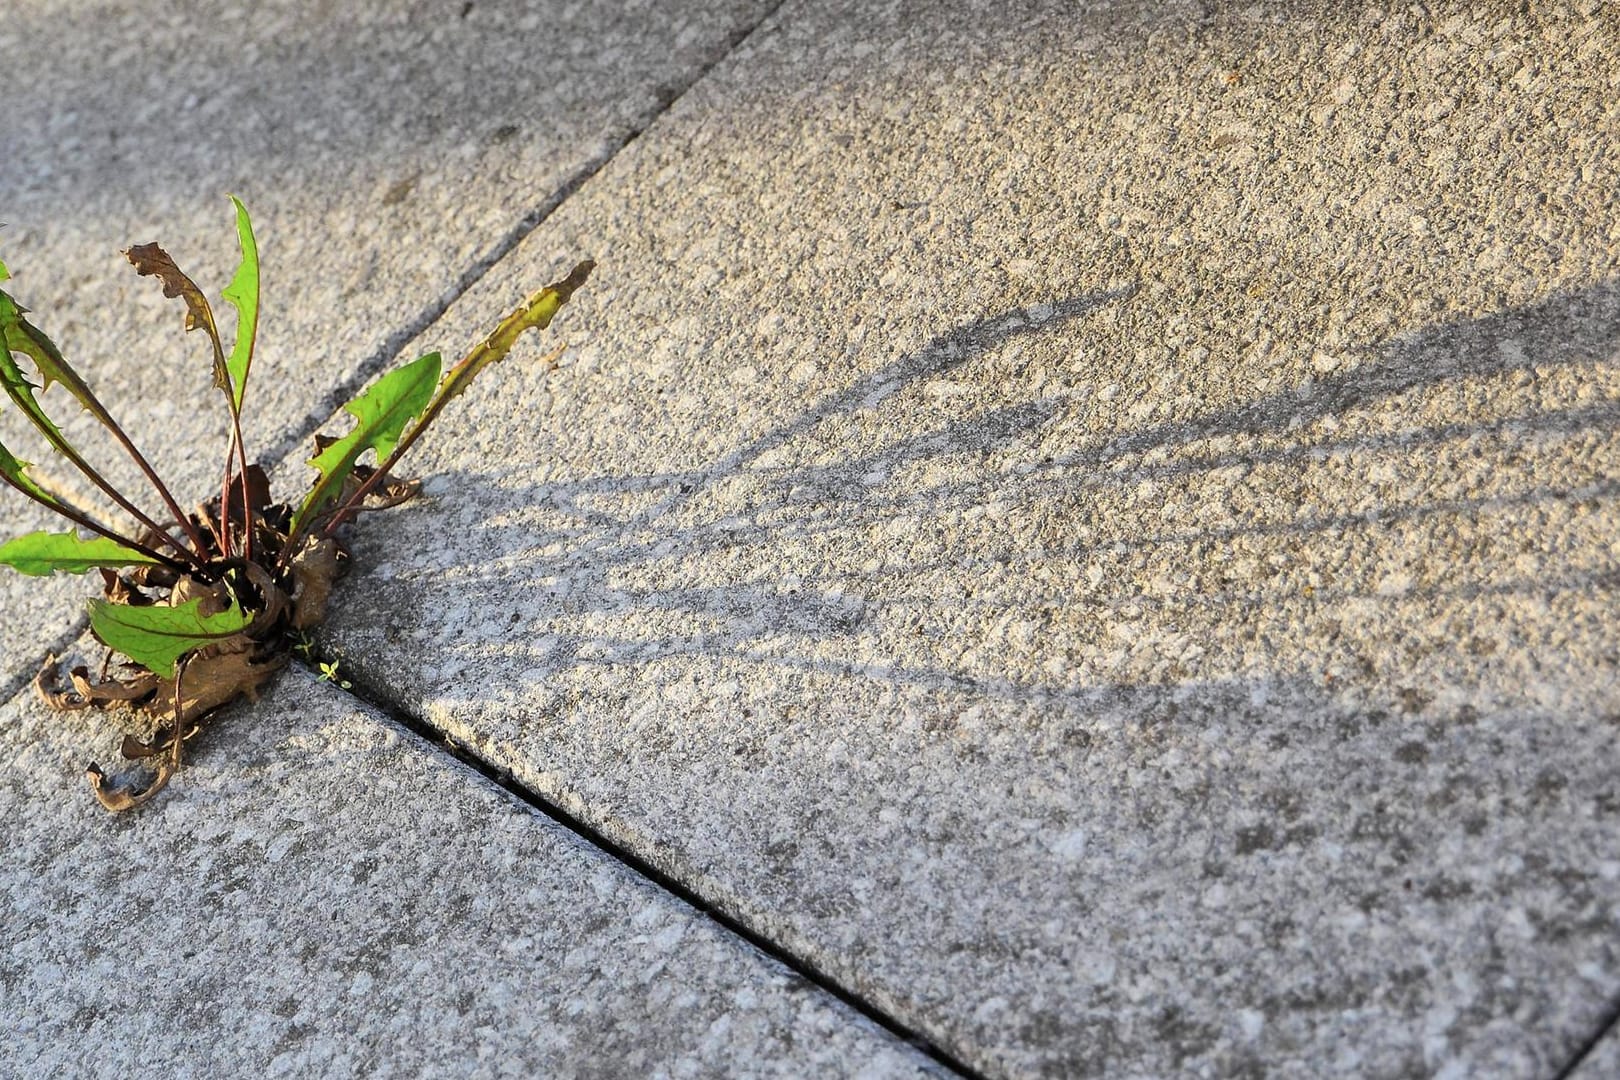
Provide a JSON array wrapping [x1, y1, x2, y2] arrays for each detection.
[[294, 650, 987, 1080], [12, 0, 938, 1063], [259, 0, 793, 473], [4, 0, 799, 745], [1551, 991, 1620, 1080]]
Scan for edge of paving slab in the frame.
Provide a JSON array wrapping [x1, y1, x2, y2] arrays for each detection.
[[257, 0, 791, 475], [1558, 1004, 1620, 1080], [320, 651, 990, 1080], [0, 0, 790, 699], [1, 655, 949, 1078]]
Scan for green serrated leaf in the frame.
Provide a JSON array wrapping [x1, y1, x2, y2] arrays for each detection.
[[0, 293, 144, 500], [0, 346, 56, 439], [0, 296, 67, 443], [0, 255, 9, 282], [290, 352, 441, 536], [0, 438, 59, 506], [88, 594, 253, 680], [222, 195, 260, 411], [0, 286, 105, 416], [0, 530, 163, 576]]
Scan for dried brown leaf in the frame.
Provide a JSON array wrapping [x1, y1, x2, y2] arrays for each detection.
[[225, 463, 272, 521], [169, 574, 233, 618], [135, 636, 286, 728], [288, 538, 343, 630], [86, 759, 174, 812], [348, 462, 420, 510], [99, 568, 160, 606], [121, 715, 202, 759], [124, 243, 227, 390], [34, 655, 88, 711], [121, 733, 165, 760], [68, 664, 157, 704], [127, 561, 180, 592]]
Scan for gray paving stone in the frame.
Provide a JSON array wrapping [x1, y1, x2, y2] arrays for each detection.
[[0, 0, 770, 682], [0, 661, 942, 1078], [0, 499, 91, 694], [311, 0, 1620, 1075]]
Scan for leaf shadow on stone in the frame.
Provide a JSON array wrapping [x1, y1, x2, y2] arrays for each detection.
[[350, 275, 1620, 715], [318, 277, 1620, 1076]]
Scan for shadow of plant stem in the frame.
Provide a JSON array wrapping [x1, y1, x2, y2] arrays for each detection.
[[331, 276, 1619, 723]]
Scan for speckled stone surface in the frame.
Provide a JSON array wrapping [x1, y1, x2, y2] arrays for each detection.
[[0, 0, 770, 682], [0, 664, 941, 1078], [0, 498, 93, 698], [310, 0, 1620, 1075]]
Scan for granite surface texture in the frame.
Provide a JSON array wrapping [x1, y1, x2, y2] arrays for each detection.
[[1569, 1018, 1620, 1080], [312, 0, 1620, 1074], [4, 0, 1619, 1076], [0, 665, 940, 1078], [0, 0, 771, 679]]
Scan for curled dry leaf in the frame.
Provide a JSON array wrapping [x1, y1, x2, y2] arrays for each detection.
[[70, 664, 158, 704], [288, 538, 343, 631], [86, 758, 175, 813], [56, 414, 417, 810], [124, 242, 227, 388], [42, 481, 336, 808]]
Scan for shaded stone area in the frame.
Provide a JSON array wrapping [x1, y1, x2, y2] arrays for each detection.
[[0, 0, 772, 682]]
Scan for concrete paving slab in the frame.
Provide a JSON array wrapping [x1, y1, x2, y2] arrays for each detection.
[[0, 499, 94, 697], [311, 0, 1620, 1074], [0, 0, 771, 682], [0, 659, 942, 1077]]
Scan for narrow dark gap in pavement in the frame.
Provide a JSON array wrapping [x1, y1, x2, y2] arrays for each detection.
[[260, 0, 791, 472], [299, 654, 985, 1080], [277, 3, 985, 1075], [1551, 993, 1620, 1080], [2, 4, 790, 710], [5, 4, 982, 1071]]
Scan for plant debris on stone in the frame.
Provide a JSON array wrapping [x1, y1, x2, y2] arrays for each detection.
[[0, 198, 592, 810]]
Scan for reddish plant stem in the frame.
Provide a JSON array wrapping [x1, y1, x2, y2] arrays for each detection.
[[0, 471, 190, 572]]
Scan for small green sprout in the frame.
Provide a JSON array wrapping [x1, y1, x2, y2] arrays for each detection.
[[315, 659, 352, 691], [0, 200, 592, 810]]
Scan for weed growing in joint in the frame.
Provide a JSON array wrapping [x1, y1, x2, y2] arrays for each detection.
[[0, 198, 591, 809]]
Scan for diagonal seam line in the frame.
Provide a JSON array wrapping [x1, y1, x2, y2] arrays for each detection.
[[259, 0, 792, 471], [272, 2, 988, 1075], [6, 1, 984, 1072], [308, 655, 987, 1080], [0, 0, 791, 826], [0, 1, 790, 713], [1550, 992, 1620, 1079]]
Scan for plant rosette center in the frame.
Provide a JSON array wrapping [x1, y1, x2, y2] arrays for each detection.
[[0, 199, 591, 811]]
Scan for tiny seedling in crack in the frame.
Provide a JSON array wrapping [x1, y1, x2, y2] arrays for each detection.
[[0, 198, 592, 810], [315, 658, 352, 691]]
